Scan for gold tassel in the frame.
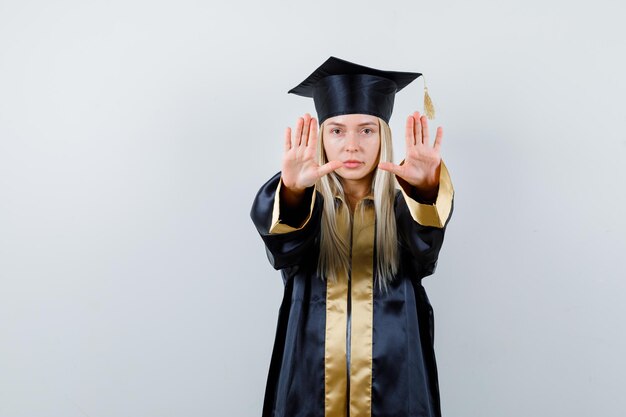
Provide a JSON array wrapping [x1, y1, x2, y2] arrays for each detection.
[[423, 86, 435, 120]]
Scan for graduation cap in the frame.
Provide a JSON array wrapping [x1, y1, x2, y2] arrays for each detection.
[[288, 56, 435, 124]]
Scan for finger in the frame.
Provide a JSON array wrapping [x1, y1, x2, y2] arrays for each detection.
[[421, 115, 430, 146], [293, 117, 304, 147], [413, 111, 423, 144], [318, 160, 343, 177], [304, 120, 318, 160], [405, 115, 415, 148], [297, 114, 312, 160], [301, 113, 311, 148], [433, 126, 443, 151], [284, 127, 292, 152], [306, 118, 318, 156], [378, 161, 403, 177]]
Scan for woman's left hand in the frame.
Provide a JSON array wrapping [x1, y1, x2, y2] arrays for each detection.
[[378, 111, 442, 201]]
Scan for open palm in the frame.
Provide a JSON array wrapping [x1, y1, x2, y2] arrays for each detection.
[[281, 113, 342, 192], [379, 111, 442, 196]]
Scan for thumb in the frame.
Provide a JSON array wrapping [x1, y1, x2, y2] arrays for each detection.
[[378, 162, 403, 177], [318, 160, 343, 177]]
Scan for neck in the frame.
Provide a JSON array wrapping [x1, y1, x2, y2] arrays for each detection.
[[341, 172, 374, 212]]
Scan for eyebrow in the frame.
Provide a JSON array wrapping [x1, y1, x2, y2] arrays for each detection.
[[326, 122, 379, 128]]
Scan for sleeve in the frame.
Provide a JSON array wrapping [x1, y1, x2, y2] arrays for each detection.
[[398, 160, 454, 228], [395, 160, 455, 278], [250, 172, 322, 270]]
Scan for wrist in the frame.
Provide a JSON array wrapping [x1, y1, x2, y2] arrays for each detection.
[[398, 177, 438, 204], [280, 178, 309, 208], [280, 177, 307, 194], [413, 183, 438, 203]]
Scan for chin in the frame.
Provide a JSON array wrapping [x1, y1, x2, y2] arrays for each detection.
[[336, 167, 376, 181]]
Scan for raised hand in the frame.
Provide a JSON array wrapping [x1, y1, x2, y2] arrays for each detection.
[[281, 113, 342, 193], [378, 111, 443, 200]]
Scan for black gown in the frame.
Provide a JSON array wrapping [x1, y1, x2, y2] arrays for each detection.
[[250, 162, 454, 417]]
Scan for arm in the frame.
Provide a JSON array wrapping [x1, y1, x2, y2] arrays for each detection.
[[250, 172, 321, 270], [395, 160, 454, 278], [397, 160, 454, 229], [379, 111, 454, 277], [250, 113, 340, 270]]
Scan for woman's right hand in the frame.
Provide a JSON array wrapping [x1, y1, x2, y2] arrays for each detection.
[[281, 113, 342, 193]]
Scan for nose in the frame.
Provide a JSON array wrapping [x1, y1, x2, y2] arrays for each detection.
[[345, 133, 359, 152]]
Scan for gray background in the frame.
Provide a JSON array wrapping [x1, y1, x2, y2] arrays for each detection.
[[1, 0, 625, 416]]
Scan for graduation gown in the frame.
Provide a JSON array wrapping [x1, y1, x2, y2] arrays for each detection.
[[250, 162, 454, 417]]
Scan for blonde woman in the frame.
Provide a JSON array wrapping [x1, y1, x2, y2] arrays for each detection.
[[251, 57, 454, 417]]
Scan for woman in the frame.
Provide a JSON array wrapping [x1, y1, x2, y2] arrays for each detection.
[[251, 57, 454, 417]]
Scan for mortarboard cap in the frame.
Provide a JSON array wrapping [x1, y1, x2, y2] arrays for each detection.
[[288, 56, 434, 124]]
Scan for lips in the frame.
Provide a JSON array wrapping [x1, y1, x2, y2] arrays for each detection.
[[343, 160, 363, 168]]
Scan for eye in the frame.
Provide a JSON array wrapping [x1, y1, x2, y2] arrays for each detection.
[[363, 128, 373, 134], [330, 128, 341, 135]]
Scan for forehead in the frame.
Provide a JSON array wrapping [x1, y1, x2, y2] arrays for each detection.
[[324, 114, 379, 126]]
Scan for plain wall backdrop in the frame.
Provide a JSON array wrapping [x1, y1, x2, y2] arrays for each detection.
[[1, 0, 625, 416]]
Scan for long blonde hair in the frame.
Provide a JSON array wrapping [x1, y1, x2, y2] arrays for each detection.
[[316, 117, 398, 291]]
